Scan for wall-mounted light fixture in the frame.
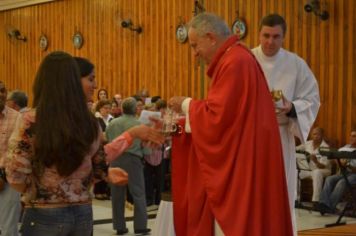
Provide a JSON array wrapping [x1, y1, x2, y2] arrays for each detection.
[[7, 27, 27, 42], [304, 0, 329, 21], [193, 0, 205, 16], [121, 19, 142, 34]]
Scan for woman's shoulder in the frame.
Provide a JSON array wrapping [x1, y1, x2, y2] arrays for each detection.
[[23, 109, 36, 121]]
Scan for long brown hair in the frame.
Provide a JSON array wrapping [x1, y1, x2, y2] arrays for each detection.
[[32, 51, 99, 176]]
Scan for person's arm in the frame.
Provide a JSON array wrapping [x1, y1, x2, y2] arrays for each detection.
[[286, 103, 297, 118], [104, 124, 164, 162], [318, 152, 331, 169], [279, 95, 296, 117], [348, 164, 356, 173], [92, 149, 129, 186], [295, 143, 306, 152], [169, 96, 192, 132], [5, 113, 34, 194], [104, 132, 132, 163], [311, 154, 326, 169], [289, 59, 320, 143]]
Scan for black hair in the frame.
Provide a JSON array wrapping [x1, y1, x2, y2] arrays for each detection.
[[74, 57, 94, 77], [33, 51, 99, 176], [259, 14, 287, 35]]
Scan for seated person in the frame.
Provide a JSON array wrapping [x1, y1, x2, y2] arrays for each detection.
[[95, 99, 113, 128], [296, 127, 331, 203], [318, 130, 356, 214]]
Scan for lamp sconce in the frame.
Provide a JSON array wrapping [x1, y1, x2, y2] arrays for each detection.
[[304, 0, 329, 21], [193, 0, 205, 16], [121, 19, 142, 34], [7, 28, 27, 42]]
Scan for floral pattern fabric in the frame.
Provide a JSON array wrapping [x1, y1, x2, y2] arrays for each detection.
[[6, 110, 105, 204]]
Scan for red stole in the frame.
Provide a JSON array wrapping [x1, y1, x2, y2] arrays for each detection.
[[171, 35, 293, 236]]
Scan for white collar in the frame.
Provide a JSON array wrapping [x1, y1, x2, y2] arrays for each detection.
[[258, 45, 284, 62]]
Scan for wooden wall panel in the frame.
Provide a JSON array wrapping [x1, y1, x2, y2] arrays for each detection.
[[0, 0, 354, 145]]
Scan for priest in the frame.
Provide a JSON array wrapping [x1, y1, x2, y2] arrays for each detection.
[[252, 14, 320, 235], [169, 13, 293, 236]]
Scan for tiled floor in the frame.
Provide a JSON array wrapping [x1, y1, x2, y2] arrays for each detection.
[[92, 199, 356, 235], [93, 199, 157, 235]]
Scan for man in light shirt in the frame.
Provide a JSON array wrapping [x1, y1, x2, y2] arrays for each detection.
[[296, 127, 331, 203], [318, 130, 356, 214]]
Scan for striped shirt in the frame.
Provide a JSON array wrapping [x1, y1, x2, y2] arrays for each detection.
[[144, 144, 169, 166]]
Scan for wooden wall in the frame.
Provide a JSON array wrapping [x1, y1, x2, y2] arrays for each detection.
[[0, 0, 354, 145]]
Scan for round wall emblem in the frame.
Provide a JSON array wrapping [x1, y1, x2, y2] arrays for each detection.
[[176, 24, 188, 43], [232, 19, 247, 39], [39, 34, 48, 51], [72, 32, 83, 49]]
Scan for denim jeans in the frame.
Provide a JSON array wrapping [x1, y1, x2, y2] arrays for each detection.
[[20, 204, 92, 236], [0, 183, 21, 236], [319, 173, 356, 210]]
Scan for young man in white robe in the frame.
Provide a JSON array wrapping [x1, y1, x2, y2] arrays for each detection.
[[252, 14, 320, 236]]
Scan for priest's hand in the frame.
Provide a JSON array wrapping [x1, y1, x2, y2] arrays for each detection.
[[168, 96, 187, 113], [279, 95, 293, 114]]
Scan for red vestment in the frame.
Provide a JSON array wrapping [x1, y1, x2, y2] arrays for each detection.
[[171, 36, 293, 236]]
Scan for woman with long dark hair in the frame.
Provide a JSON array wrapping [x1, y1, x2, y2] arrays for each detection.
[[6, 52, 164, 236]]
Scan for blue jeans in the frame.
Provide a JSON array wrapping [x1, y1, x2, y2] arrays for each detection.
[[20, 204, 92, 236], [0, 183, 21, 236], [319, 173, 356, 210]]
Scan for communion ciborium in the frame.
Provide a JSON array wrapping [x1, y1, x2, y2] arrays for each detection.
[[270, 89, 283, 114], [161, 109, 182, 136]]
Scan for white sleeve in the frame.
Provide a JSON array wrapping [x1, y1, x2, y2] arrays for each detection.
[[181, 98, 192, 133], [290, 59, 320, 143]]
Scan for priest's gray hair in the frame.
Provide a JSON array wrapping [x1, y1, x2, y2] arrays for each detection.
[[121, 97, 137, 115], [188, 12, 231, 38]]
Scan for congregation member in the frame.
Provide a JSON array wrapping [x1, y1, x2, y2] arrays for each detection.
[[318, 130, 356, 214], [150, 96, 161, 104], [136, 89, 150, 105], [95, 99, 114, 128], [97, 88, 109, 101], [6, 90, 29, 113], [92, 88, 109, 112], [0, 81, 21, 236], [93, 101, 113, 201], [296, 127, 331, 204], [73, 56, 164, 154], [169, 13, 292, 236], [111, 99, 122, 118], [144, 99, 168, 207], [5, 52, 164, 236], [113, 93, 123, 107], [112, 94, 123, 117], [133, 96, 145, 117], [252, 13, 320, 235], [106, 97, 152, 236], [123, 95, 145, 209]]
